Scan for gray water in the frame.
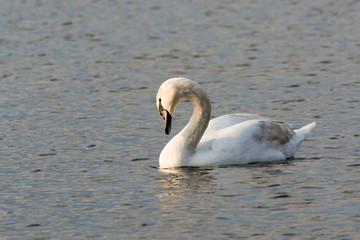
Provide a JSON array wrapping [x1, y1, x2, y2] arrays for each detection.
[[0, 0, 359, 239]]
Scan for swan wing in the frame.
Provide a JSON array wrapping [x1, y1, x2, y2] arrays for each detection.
[[194, 119, 297, 166], [204, 113, 262, 137]]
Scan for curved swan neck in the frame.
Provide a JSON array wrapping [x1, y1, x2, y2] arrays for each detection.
[[158, 78, 211, 168], [179, 82, 211, 152]]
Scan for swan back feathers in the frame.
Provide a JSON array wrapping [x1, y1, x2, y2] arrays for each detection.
[[254, 121, 295, 148]]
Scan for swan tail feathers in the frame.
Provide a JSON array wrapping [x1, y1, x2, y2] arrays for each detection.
[[294, 121, 316, 143]]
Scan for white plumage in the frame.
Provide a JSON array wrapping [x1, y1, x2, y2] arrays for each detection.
[[156, 77, 316, 168]]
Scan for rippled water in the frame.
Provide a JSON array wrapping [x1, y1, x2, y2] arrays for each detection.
[[1, 0, 359, 239]]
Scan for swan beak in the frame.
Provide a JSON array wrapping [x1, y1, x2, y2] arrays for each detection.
[[160, 110, 172, 135]]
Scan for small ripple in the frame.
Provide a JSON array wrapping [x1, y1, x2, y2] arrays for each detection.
[[131, 158, 150, 161], [347, 164, 360, 167], [272, 194, 291, 199], [24, 223, 42, 228], [285, 84, 300, 88], [38, 153, 57, 156]]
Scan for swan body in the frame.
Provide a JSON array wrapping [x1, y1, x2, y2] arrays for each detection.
[[156, 77, 316, 168]]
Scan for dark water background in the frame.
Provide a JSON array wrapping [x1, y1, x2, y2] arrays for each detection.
[[0, 0, 359, 239]]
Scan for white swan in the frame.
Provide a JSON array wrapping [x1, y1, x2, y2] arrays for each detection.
[[156, 77, 316, 168]]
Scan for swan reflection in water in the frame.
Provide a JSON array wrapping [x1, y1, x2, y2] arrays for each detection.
[[158, 167, 216, 193]]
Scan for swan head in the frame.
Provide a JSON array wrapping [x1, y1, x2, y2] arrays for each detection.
[[156, 77, 209, 135], [156, 78, 185, 135]]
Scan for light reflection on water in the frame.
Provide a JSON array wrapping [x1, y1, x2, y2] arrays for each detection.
[[0, 0, 359, 239]]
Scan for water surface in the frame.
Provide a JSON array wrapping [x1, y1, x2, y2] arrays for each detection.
[[0, 0, 359, 239]]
